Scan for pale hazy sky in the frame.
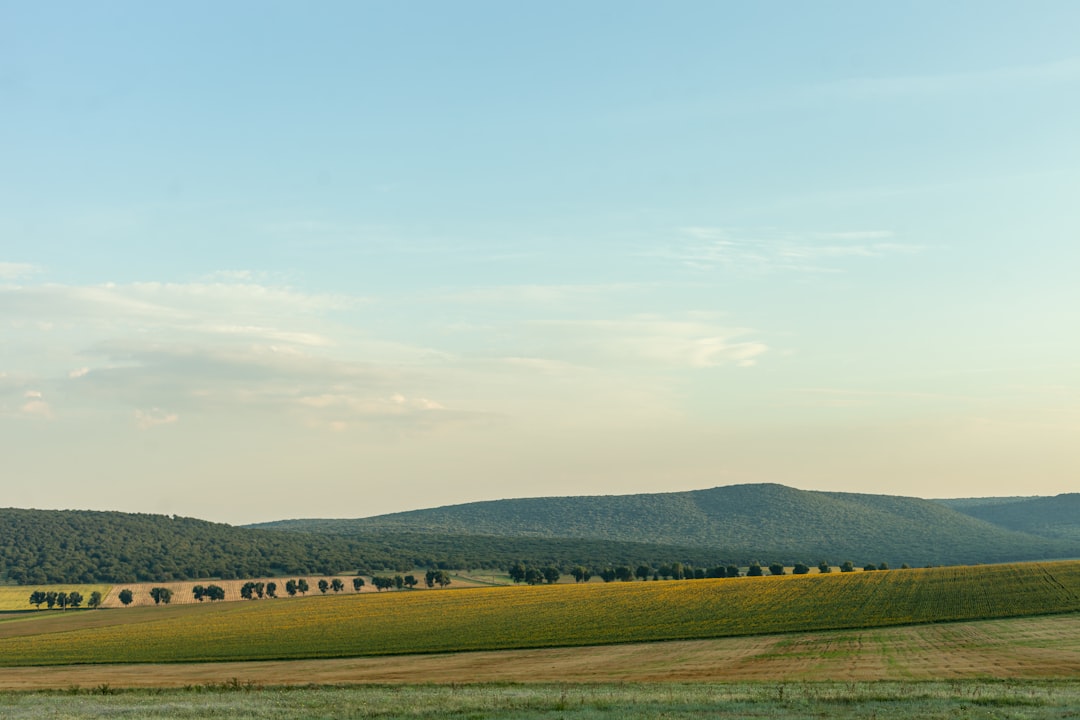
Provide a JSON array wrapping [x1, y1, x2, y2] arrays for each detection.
[[2, 2, 1079, 524]]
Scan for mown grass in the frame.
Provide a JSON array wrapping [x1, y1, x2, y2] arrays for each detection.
[[2, 561, 1079, 667], [1, 681, 1078, 719]]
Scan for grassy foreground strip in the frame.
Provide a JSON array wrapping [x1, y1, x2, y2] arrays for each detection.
[[2, 561, 1079, 666], [2, 682, 1079, 720]]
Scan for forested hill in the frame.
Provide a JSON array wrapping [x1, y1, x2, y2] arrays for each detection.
[[938, 494, 1080, 542], [253, 483, 1079, 567], [0, 508, 736, 585], [0, 509, 366, 585]]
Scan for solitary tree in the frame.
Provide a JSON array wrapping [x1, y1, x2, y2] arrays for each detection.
[[56, 591, 69, 610], [331, 578, 345, 593], [193, 585, 206, 602], [403, 575, 418, 589], [393, 576, 405, 590], [746, 564, 763, 577], [45, 591, 58, 609], [297, 579, 309, 595], [793, 563, 810, 575], [863, 563, 878, 572], [352, 577, 365, 591], [768, 563, 786, 576], [542, 566, 561, 584], [840, 561, 855, 573], [29, 590, 46, 609], [88, 590, 102, 609], [818, 562, 832, 574], [205, 585, 225, 601], [286, 579, 298, 596], [878, 562, 889, 571], [318, 579, 330, 594], [67, 591, 84, 608], [266, 582, 277, 598], [636, 565, 652, 581], [254, 582, 265, 598], [119, 589, 134, 606]]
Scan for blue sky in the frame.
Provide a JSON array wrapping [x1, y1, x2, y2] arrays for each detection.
[[3, 1, 1079, 524]]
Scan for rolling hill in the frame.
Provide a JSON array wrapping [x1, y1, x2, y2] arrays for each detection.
[[939, 493, 1080, 542], [253, 483, 1080, 567], [5, 484, 1078, 585]]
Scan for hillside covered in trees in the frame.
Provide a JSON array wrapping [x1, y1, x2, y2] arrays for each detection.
[[255, 484, 1080, 567], [938, 493, 1080, 542], [0, 508, 732, 585], [5, 485, 1079, 585]]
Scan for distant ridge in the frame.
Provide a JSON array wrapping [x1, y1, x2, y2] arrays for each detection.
[[939, 493, 1080, 542], [253, 483, 1079, 567], [5, 484, 1078, 585]]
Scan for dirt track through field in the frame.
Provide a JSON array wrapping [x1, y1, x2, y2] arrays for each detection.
[[3, 613, 1078, 689]]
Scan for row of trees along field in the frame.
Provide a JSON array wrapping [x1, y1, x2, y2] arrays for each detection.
[[27, 562, 910, 609], [27, 589, 101, 609], [29, 572, 458, 610], [509, 560, 905, 584]]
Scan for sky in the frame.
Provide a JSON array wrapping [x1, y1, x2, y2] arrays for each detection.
[[2, 1, 1079, 525]]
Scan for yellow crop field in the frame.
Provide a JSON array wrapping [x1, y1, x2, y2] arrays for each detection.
[[2, 561, 1079, 667], [0, 584, 112, 612]]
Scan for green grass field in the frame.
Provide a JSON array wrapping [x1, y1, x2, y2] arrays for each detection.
[[3, 561, 1079, 667], [1, 681, 1078, 719]]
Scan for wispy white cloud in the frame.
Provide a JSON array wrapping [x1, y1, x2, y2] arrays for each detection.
[[135, 407, 179, 429], [807, 56, 1080, 100], [533, 315, 768, 369], [20, 390, 52, 418], [661, 227, 919, 273], [0, 262, 39, 280], [442, 283, 647, 306]]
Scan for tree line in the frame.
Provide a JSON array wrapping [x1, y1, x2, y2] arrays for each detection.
[[508, 560, 907, 584], [28, 589, 100, 609]]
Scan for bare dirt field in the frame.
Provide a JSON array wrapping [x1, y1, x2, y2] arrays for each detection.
[[3, 612, 1078, 690]]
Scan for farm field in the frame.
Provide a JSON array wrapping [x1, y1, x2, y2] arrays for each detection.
[[2, 561, 1079, 667], [0, 585, 112, 612], [3, 680, 1080, 720], [2, 573, 493, 611], [2, 611, 1080, 689]]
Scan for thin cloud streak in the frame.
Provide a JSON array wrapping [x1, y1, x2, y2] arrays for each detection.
[[807, 56, 1080, 100], [659, 227, 920, 274]]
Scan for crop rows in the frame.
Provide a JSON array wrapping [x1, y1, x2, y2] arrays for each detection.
[[2, 561, 1079, 666]]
